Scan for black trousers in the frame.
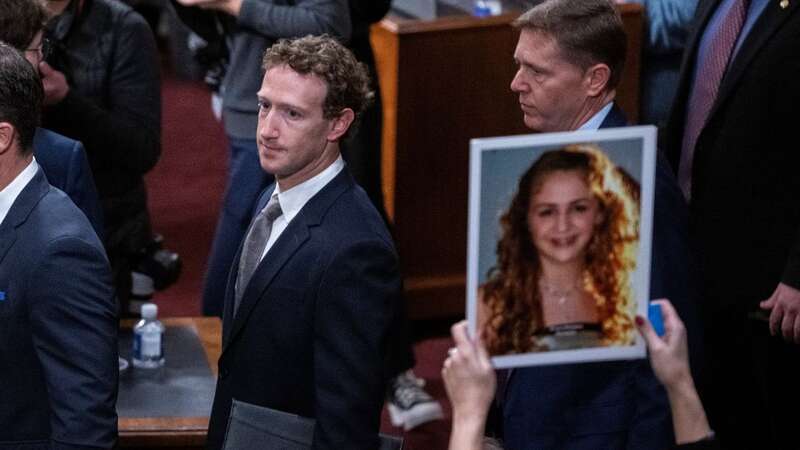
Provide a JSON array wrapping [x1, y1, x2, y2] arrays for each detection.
[[704, 306, 800, 450]]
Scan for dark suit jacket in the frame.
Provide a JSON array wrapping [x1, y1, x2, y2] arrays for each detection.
[[498, 104, 699, 450], [0, 168, 117, 449], [664, 0, 800, 309], [33, 127, 104, 237], [206, 167, 401, 450]]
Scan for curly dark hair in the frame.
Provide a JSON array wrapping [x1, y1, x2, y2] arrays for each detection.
[[482, 144, 639, 354], [262, 34, 374, 139]]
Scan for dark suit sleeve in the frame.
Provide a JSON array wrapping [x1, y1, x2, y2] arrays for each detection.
[[168, 1, 228, 44], [311, 238, 400, 450], [650, 154, 705, 389], [627, 360, 674, 450], [781, 229, 800, 289], [65, 140, 105, 239], [27, 236, 118, 450], [237, 0, 351, 43]]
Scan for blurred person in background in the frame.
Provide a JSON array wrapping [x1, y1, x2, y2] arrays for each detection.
[[0, 0, 103, 235], [624, 0, 698, 127], [41, 0, 181, 314]]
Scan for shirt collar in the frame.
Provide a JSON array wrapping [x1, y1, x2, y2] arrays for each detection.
[[272, 155, 345, 224], [0, 157, 39, 227], [577, 102, 614, 131]]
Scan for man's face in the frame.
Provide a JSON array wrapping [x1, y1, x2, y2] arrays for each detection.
[[256, 65, 342, 190], [510, 29, 591, 133]]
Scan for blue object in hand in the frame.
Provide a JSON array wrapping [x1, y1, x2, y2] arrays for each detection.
[[648, 303, 665, 337]]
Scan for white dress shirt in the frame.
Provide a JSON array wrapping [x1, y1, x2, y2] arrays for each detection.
[[258, 155, 345, 262], [578, 102, 614, 131], [0, 158, 39, 226]]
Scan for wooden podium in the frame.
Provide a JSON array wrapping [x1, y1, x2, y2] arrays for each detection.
[[370, 3, 643, 319]]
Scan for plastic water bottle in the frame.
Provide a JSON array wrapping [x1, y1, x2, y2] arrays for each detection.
[[132, 303, 165, 368]]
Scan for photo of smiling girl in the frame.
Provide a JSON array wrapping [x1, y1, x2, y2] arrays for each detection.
[[477, 144, 640, 355]]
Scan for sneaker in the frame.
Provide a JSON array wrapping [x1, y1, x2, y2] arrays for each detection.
[[387, 370, 444, 430]]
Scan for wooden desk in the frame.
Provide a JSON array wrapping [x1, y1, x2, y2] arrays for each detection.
[[118, 317, 220, 449], [371, 4, 643, 319]]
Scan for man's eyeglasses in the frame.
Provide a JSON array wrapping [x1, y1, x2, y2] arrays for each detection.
[[26, 38, 52, 60]]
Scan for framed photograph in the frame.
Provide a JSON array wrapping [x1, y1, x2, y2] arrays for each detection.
[[467, 126, 657, 369]]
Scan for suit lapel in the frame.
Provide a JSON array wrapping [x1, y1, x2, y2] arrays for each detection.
[[710, 0, 800, 121], [0, 169, 49, 264], [221, 188, 274, 345], [599, 103, 629, 128], [223, 221, 310, 352], [220, 169, 354, 354], [0, 224, 17, 265]]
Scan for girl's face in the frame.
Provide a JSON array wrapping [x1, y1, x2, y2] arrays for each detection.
[[527, 170, 603, 266]]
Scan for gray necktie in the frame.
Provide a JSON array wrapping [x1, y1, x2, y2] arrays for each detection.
[[234, 197, 282, 315]]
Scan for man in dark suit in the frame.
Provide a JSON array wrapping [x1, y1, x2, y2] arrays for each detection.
[[491, 1, 703, 448], [0, 43, 117, 450], [664, 0, 800, 448], [206, 35, 401, 450]]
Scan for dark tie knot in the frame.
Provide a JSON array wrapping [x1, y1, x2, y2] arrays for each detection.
[[264, 199, 282, 222]]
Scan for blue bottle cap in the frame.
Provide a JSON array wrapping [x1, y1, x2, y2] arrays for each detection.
[[473, 3, 491, 17], [648, 303, 665, 337]]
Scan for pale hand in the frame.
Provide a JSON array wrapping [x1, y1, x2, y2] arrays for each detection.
[[442, 321, 496, 422], [38, 62, 69, 106], [760, 282, 800, 344], [636, 299, 692, 390], [175, 0, 242, 16]]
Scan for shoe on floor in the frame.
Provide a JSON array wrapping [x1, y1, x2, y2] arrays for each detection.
[[387, 370, 444, 430]]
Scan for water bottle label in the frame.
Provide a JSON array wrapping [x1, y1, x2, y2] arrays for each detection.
[[134, 332, 162, 359]]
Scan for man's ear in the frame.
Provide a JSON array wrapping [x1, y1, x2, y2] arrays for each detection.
[[0, 122, 16, 156], [584, 63, 611, 97], [326, 108, 355, 142]]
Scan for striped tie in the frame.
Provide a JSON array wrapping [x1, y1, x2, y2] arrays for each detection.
[[678, 0, 750, 200], [234, 196, 282, 315]]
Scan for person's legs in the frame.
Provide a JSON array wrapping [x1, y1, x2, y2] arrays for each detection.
[[202, 137, 272, 317], [382, 283, 443, 430]]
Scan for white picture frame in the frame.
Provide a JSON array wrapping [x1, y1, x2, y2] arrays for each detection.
[[467, 126, 657, 369]]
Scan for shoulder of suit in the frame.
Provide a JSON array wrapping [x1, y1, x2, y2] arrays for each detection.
[[34, 129, 82, 158], [320, 188, 395, 249], [23, 187, 103, 249]]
